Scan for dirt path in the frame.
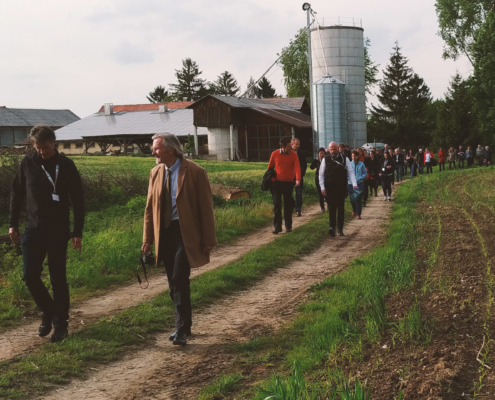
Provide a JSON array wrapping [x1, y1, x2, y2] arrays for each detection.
[[0, 203, 323, 362], [43, 194, 393, 400]]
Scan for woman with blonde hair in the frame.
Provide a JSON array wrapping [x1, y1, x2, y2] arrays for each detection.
[[447, 147, 457, 170]]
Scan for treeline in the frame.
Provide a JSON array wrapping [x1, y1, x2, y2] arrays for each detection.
[[147, 59, 278, 103]]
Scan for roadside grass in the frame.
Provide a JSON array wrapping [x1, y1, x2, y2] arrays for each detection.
[[0, 157, 318, 328], [198, 373, 243, 400], [0, 200, 339, 399]]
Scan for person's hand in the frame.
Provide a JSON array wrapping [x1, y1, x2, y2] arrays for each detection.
[[322, 190, 327, 196], [141, 242, 151, 254], [9, 227, 20, 245], [295, 180, 300, 187], [203, 245, 215, 254], [379, 173, 382, 176], [72, 237, 82, 253]]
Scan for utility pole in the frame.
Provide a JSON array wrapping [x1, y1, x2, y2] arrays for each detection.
[[303, 3, 316, 157]]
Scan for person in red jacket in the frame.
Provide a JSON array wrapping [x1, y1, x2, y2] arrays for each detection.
[[424, 148, 435, 175], [438, 148, 446, 172], [267, 137, 301, 234]]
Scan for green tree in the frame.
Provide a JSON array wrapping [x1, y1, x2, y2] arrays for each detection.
[[254, 77, 277, 99], [244, 76, 257, 99], [147, 85, 173, 103], [212, 71, 241, 96], [370, 42, 432, 147], [169, 58, 209, 101], [364, 37, 380, 97]]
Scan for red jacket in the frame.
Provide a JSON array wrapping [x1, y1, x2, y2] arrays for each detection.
[[267, 149, 301, 182], [424, 151, 435, 163], [438, 149, 445, 163]]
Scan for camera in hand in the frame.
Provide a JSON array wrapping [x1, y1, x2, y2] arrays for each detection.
[[142, 252, 155, 266]]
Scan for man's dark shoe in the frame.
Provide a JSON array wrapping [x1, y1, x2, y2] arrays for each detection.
[[50, 326, 68, 343], [328, 227, 335, 237], [338, 230, 344, 236], [296, 211, 302, 217], [38, 313, 53, 337], [169, 329, 192, 341], [286, 228, 292, 233], [272, 228, 282, 235], [173, 332, 187, 346]]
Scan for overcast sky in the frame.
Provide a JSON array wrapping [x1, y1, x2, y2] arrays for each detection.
[[1, 0, 472, 118]]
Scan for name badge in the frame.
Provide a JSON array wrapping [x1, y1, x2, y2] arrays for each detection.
[[52, 194, 60, 202]]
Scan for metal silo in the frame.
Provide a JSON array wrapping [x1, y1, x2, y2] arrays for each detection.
[[310, 18, 367, 148], [312, 75, 346, 149]]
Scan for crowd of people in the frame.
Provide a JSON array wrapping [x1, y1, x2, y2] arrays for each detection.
[[266, 138, 493, 238]]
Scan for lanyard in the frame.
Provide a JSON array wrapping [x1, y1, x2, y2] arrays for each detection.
[[41, 164, 59, 194]]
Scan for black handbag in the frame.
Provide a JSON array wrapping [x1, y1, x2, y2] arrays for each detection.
[[137, 251, 155, 289]]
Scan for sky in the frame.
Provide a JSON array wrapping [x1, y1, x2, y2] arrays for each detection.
[[1, 0, 473, 119]]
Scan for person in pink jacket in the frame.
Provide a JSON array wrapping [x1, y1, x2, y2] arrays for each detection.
[[424, 148, 435, 175]]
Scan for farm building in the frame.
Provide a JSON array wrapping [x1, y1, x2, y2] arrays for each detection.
[[0, 107, 79, 147]]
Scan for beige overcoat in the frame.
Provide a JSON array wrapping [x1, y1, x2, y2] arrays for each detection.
[[143, 158, 217, 268]]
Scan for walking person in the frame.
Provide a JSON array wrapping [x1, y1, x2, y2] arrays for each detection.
[[9, 124, 85, 343], [291, 138, 307, 217], [310, 147, 327, 213], [267, 137, 301, 234], [448, 147, 457, 170], [438, 147, 446, 172], [406, 150, 416, 179], [476, 145, 485, 167], [142, 133, 217, 346], [402, 149, 408, 175], [349, 150, 367, 219], [424, 148, 435, 175], [485, 146, 492, 166], [466, 146, 473, 168], [365, 150, 379, 197], [457, 146, 466, 170], [416, 148, 425, 174], [379, 151, 395, 201], [319, 141, 357, 237], [394, 148, 404, 182]]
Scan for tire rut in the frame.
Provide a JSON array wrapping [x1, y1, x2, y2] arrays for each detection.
[[42, 195, 393, 400], [0, 204, 323, 362]]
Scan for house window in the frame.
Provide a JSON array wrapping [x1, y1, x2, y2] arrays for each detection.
[[75, 142, 83, 149], [63, 143, 71, 149]]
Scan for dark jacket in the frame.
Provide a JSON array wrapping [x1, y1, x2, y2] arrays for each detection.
[[406, 153, 415, 166], [486, 149, 492, 162], [295, 149, 308, 178], [415, 152, 425, 165], [379, 157, 395, 176], [310, 157, 323, 185], [9, 150, 85, 239], [261, 168, 277, 191], [393, 152, 404, 166], [364, 156, 379, 179]]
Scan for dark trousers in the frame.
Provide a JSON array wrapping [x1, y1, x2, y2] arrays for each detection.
[[382, 175, 392, 197], [439, 162, 445, 172], [369, 179, 377, 196], [295, 177, 304, 212], [21, 228, 69, 328], [363, 180, 369, 204], [327, 192, 346, 231], [160, 220, 192, 334], [458, 159, 464, 169], [418, 163, 424, 174], [449, 161, 456, 170], [479, 156, 484, 167], [426, 162, 433, 175], [316, 179, 325, 210], [271, 181, 295, 230]]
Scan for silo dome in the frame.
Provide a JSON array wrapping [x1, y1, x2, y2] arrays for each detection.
[[312, 75, 346, 149]]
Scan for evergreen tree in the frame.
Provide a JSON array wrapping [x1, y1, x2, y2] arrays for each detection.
[[169, 58, 208, 101], [364, 38, 380, 97], [244, 77, 257, 99], [432, 74, 476, 149], [370, 42, 432, 147], [212, 71, 241, 96], [254, 77, 277, 99], [147, 85, 172, 103]]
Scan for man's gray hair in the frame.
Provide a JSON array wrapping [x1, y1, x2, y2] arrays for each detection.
[[152, 133, 184, 158]]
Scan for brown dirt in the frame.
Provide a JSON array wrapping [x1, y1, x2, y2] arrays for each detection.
[[0, 203, 323, 363], [338, 177, 495, 399], [41, 195, 393, 400]]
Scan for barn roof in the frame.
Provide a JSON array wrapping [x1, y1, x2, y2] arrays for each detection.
[[96, 101, 193, 113], [54, 109, 207, 141], [0, 108, 80, 127]]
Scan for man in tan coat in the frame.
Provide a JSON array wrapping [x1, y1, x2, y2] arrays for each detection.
[[142, 133, 217, 346]]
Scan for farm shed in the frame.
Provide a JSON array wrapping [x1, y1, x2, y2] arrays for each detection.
[[187, 95, 313, 161], [0, 107, 79, 147]]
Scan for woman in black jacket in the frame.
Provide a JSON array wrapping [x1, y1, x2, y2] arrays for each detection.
[[310, 147, 327, 213], [379, 151, 395, 201], [364, 150, 379, 198]]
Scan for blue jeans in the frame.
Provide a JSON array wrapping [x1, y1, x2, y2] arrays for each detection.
[[395, 165, 403, 182], [410, 163, 415, 179], [295, 177, 304, 212], [21, 228, 69, 328], [348, 182, 364, 216]]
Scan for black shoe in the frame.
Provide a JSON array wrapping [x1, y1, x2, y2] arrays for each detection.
[[173, 332, 187, 346], [296, 211, 302, 217], [169, 329, 192, 341], [328, 227, 335, 237], [272, 228, 282, 235], [38, 313, 53, 337], [338, 230, 344, 236], [50, 326, 68, 343], [286, 228, 292, 233]]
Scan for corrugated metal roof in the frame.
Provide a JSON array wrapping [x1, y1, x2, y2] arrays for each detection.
[[256, 97, 307, 110], [96, 102, 193, 113], [0, 108, 80, 127], [189, 95, 307, 111], [251, 108, 312, 128], [54, 109, 207, 141]]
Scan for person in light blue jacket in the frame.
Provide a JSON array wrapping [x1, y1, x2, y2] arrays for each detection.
[[348, 150, 367, 219]]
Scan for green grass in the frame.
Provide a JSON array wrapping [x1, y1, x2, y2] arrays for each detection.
[[0, 203, 337, 399], [198, 374, 243, 400], [0, 157, 319, 328]]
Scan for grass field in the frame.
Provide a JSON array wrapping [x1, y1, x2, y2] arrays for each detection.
[[0, 156, 318, 328]]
